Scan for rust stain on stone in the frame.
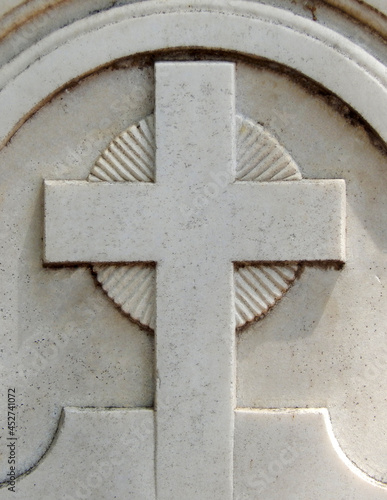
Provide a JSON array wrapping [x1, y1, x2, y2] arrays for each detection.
[[2, 49, 387, 156], [0, 0, 71, 43]]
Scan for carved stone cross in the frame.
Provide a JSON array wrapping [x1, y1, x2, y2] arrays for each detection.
[[44, 62, 345, 499]]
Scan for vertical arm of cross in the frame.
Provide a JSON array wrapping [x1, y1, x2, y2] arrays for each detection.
[[154, 62, 236, 499]]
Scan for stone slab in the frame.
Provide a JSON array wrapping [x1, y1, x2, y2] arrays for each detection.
[[0, 1, 386, 498], [11, 408, 155, 499], [234, 409, 387, 499], [42, 62, 346, 499], [44, 179, 345, 263], [153, 62, 236, 499]]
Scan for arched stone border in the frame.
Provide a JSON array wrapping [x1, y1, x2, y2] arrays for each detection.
[[1, 0, 387, 491], [0, 0, 387, 149], [324, 0, 387, 38]]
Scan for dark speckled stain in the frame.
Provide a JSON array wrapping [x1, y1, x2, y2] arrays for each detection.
[[303, 0, 318, 21]]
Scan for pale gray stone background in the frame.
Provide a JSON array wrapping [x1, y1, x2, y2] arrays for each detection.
[[0, 1, 386, 499]]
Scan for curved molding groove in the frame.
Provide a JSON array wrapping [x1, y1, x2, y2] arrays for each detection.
[[0, 407, 156, 498], [0, 0, 386, 60], [90, 113, 302, 330], [0, 2, 387, 149], [1, 1, 386, 496], [0, 407, 65, 487], [234, 408, 387, 497], [5, 406, 387, 496], [325, 0, 387, 36]]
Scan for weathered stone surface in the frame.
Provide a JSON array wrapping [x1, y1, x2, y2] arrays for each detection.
[[11, 408, 156, 499], [234, 409, 387, 499], [44, 179, 345, 264], [0, 1, 387, 499]]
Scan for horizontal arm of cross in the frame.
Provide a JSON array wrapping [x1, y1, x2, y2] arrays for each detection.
[[44, 178, 345, 265], [43, 62, 346, 500], [44, 181, 160, 263], [228, 179, 346, 262]]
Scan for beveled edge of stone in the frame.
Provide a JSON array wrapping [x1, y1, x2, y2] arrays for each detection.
[[0, 407, 155, 489], [234, 407, 387, 493]]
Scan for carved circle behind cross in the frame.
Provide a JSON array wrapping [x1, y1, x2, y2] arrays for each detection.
[[88, 114, 302, 331]]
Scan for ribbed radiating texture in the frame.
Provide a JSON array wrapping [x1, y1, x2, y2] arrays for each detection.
[[234, 115, 301, 327], [88, 114, 156, 330], [88, 113, 302, 331], [234, 263, 299, 328], [93, 263, 156, 330], [235, 115, 301, 182], [88, 115, 155, 182]]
